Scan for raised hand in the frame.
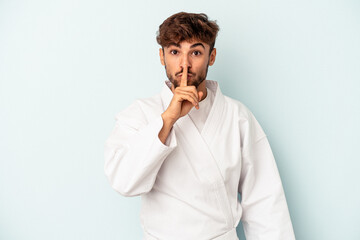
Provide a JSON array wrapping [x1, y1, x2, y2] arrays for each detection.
[[162, 66, 204, 124]]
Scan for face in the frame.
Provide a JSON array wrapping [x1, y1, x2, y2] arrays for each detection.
[[159, 39, 216, 89]]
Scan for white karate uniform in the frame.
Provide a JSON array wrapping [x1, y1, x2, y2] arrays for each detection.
[[188, 86, 215, 133], [104, 80, 296, 240]]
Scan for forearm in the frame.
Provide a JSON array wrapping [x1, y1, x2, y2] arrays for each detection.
[[159, 112, 176, 144], [105, 115, 177, 197]]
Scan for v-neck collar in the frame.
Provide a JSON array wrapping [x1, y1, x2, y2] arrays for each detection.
[[159, 80, 234, 228], [160, 80, 226, 146]]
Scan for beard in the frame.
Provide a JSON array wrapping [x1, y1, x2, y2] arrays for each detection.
[[165, 62, 210, 89]]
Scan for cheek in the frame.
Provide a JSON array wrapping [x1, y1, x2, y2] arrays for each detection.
[[165, 64, 175, 74], [195, 62, 208, 73], [194, 57, 209, 68], [164, 58, 178, 70]]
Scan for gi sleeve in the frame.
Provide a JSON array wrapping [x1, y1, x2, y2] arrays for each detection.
[[238, 110, 296, 240], [104, 100, 177, 197]]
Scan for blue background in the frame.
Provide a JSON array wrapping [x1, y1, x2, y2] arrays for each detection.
[[1, 0, 359, 239]]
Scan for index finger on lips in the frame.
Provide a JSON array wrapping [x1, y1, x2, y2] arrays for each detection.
[[180, 66, 188, 87]]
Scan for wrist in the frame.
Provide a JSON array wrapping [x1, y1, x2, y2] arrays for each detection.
[[161, 112, 176, 127]]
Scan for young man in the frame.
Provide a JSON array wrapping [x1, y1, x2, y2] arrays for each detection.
[[104, 12, 295, 240]]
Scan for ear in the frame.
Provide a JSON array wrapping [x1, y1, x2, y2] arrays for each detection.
[[159, 48, 165, 66], [209, 48, 217, 66]]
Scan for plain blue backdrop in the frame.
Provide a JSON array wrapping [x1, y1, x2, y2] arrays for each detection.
[[1, 0, 359, 239]]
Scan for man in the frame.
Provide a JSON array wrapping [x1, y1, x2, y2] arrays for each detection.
[[104, 12, 295, 240]]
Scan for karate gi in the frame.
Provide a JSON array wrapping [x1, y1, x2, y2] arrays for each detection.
[[104, 80, 296, 240]]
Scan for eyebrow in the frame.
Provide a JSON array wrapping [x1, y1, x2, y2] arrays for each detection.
[[167, 42, 205, 49], [190, 43, 205, 49]]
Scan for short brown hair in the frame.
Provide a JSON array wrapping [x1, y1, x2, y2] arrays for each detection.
[[156, 12, 220, 54]]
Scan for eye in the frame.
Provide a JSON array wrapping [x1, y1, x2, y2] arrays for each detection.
[[193, 51, 202, 56], [170, 50, 178, 55]]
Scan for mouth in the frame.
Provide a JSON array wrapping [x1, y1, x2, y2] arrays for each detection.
[[177, 74, 193, 79]]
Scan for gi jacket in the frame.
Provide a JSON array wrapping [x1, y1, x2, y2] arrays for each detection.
[[104, 80, 296, 240]]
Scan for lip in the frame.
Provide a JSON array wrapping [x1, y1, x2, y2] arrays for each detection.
[[178, 74, 193, 78]]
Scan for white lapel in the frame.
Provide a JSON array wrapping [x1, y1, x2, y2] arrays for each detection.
[[160, 80, 234, 228], [160, 80, 225, 145]]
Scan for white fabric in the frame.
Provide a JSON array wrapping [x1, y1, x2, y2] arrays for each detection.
[[188, 86, 215, 133], [104, 80, 296, 240], [165, 81, 215, 134]]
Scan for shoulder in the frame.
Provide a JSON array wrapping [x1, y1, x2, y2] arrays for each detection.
[[115, 94, 163, 123], [223, 95, 253, 121], [223, 94, 266, 140], [207, 80, 252, 119], [136, 94, 163, 115]]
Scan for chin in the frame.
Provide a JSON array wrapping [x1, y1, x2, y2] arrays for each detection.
[[193, 79, 205, 88]]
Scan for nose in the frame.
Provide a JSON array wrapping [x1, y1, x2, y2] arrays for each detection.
[[180, 54, 191, 72]]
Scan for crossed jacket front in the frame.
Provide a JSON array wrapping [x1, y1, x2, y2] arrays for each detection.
[[104, 80, 295, 240]]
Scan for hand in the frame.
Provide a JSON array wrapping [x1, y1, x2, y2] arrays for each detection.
[[162, 66, 204, 124]]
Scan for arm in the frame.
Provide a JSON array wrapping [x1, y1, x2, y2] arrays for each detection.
[[105, 69, 203, 197], [104, 101, 177, 197], [238, 111, 295, 239]]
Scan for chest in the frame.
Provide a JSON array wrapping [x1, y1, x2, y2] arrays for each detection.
[[156, 115, 242, 195]]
